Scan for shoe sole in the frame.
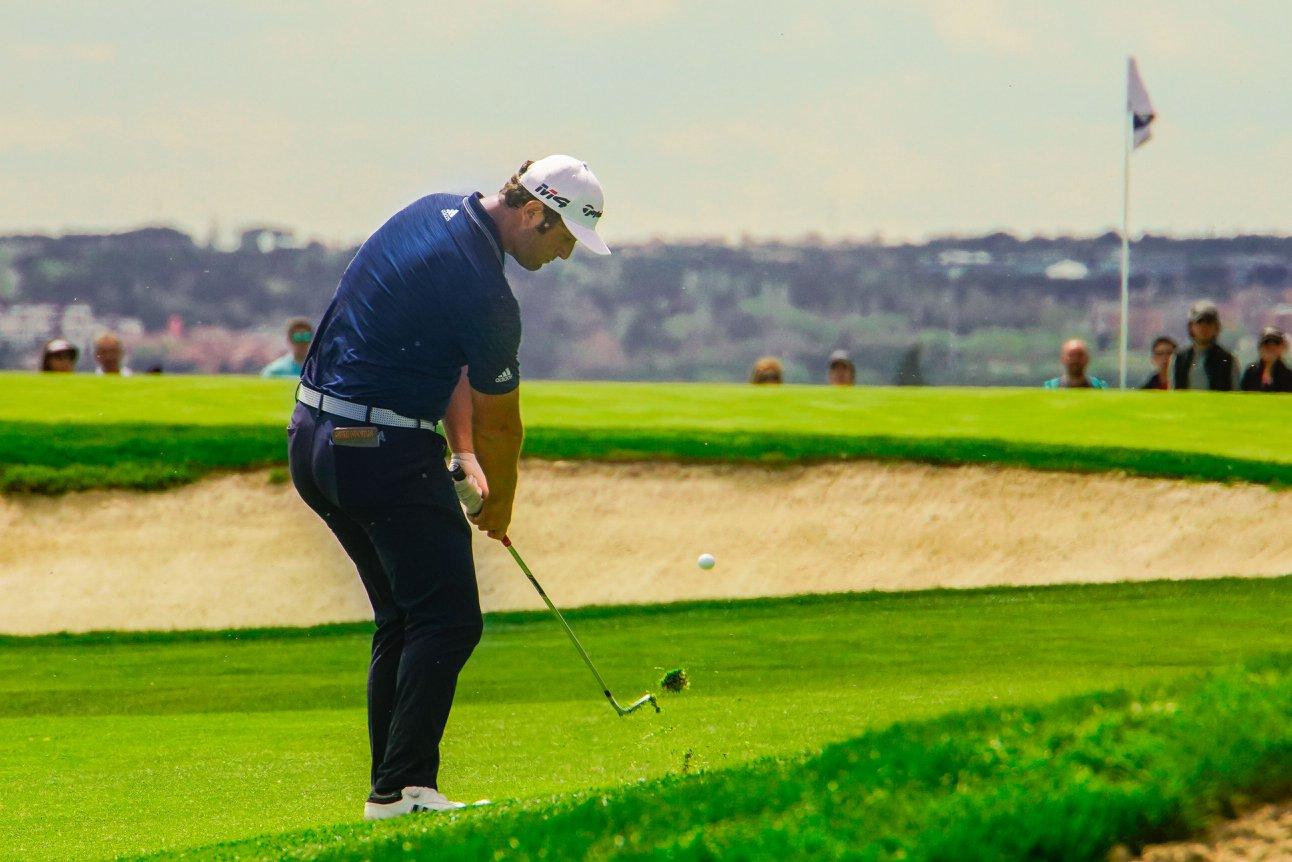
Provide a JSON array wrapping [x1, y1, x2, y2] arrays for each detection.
[[363, 801, 477, 821]]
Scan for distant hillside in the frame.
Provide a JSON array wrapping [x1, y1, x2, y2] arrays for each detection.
[[3, 227, 1289, 384]]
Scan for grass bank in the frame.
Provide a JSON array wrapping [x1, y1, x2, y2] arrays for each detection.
[[2, 577, 1288, 860], [159, 657, 1292, 861], [2, 374, 1290, 492]]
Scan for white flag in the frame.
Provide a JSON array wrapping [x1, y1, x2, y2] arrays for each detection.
[[1127, 57, 1156, 149]]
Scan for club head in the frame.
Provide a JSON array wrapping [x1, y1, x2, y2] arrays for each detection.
[[615, 693, 660, 716]]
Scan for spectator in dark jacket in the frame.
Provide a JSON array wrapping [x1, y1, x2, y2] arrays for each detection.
[[1140, 336, 1177, 390], [1240, 327, 1292, 393], [1173, 300, 1238, 391]]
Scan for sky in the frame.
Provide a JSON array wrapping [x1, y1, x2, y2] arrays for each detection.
[[2, 1, 1290, 246]]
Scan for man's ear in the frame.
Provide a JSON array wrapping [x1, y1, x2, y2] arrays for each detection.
[[520, 200, 546, 229]]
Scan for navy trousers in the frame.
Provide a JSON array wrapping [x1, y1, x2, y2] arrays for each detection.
[[287, 402, 482, 795]]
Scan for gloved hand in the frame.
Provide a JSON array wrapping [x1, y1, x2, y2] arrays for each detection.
[[448, 452, 489, 501]]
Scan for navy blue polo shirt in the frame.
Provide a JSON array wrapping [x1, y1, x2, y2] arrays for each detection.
[[301, 192, 520, 421]]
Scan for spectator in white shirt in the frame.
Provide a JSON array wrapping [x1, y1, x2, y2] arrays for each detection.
[[94, 332, 132, 376]]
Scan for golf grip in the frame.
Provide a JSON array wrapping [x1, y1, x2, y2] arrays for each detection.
[[448, 459, 484, 517]]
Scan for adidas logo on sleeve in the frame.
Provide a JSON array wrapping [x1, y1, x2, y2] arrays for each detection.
[[493, 368, 513, 384], [441, 209, 459, 222]]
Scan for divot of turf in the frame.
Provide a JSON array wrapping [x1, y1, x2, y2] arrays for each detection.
[[659, 668, 689, 692]]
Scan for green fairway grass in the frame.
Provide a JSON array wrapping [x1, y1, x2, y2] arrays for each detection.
[[2, 577, 1289, 861], [152, 657, 1292, 861], [1, 373, 1290, 492]]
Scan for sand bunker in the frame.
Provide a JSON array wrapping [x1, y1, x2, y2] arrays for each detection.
[[2, 461, 1289, 634], [1121, 800, 1291, 862]]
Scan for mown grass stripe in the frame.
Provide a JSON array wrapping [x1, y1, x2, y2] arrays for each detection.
[[5, 422, 1292, 494], [4, 575, 1284, 647], [141, 657, 1292, 861]]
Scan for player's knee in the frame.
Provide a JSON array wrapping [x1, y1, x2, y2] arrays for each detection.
[[404, 612, 482, 653], [373, 614, 405, 646], [462, 616, 484, 651]]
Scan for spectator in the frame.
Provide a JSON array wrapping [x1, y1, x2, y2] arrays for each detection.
[[261, 317, 313, 379], [1140, 336, 1177, 390], [94, 331, 132, 375], [827, 349, 855, 386], [1173, 301, 1237, 391], [1240, 327, 1292, 393], [749, 356, 783, 384], [1043, 339, 1106, 389], [40, 338, 78, 372]]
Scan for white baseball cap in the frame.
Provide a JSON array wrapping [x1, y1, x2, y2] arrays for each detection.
[[519, 155, 610, 255]]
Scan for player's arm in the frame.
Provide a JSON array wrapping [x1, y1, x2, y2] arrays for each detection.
[[444, 367, 473, 451], [444, 367, 489, 497], [469, 386, 522, 540], [459, 290, 522, 540]]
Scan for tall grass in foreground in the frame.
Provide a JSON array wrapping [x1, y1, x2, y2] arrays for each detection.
[[166, 656, 1291, 861]]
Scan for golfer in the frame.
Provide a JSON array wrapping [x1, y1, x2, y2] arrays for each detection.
[[288, 156, 609, 820]]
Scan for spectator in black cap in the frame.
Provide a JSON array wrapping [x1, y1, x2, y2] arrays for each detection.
[[1240, 327, 1291, 392], [1173, 300, 1237, 391], [1140, 336, 1177, 390], [40, 338, 78, 372], [827, 350, 855, 386]]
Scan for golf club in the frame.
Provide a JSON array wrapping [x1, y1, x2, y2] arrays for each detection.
[[448, 460, 660, 717]]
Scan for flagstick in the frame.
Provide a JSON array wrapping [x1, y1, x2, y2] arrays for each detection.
[[1118, 106, 1132, 390]]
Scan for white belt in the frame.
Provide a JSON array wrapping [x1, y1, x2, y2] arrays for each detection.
[[297, 384, 439, 430]]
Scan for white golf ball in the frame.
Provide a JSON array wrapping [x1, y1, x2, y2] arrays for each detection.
[[697, 553, 716, 570]]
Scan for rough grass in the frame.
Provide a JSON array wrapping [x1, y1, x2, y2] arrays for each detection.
[[2, 578, 1289, 861], [154, 657, 1292, 861], [2, 374, 1290, 493]]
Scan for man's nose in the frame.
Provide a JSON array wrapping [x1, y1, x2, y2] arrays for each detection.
[[558, 243, 574, 260]]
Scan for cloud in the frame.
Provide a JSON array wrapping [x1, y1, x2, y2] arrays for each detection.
[[545, 0, 681, 27], [919, 0, 1043, 57], [0, 114, 124, 153], [14, 42, 116, 63]]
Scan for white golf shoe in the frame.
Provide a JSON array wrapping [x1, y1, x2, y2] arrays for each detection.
[[363, 786, 466, 820]]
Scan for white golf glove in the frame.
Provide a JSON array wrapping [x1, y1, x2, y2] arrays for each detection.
[[449, 451, 489, 500]]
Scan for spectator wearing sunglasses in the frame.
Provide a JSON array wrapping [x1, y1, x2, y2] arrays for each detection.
[[261, 317, 314, 379], [1140, 335, 1177, 390]]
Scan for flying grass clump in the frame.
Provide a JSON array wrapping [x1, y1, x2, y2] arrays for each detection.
[[660, 668, 689, 693]]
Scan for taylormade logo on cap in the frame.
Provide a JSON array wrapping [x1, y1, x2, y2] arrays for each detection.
[[519, 155, 611, 256]]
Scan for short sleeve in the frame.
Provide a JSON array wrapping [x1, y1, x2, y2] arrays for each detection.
[[462, 290, 522, 395]]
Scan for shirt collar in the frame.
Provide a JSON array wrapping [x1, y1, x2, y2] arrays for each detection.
[[463, 193, 504, 268]]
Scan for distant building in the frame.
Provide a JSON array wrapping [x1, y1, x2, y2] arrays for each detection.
[[239, 227, 297, 253], [1045, 259, 1089, 280]]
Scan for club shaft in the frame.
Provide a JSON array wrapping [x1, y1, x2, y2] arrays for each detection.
[[449, 467, 653, 714], [503, 541, 618, 705]]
